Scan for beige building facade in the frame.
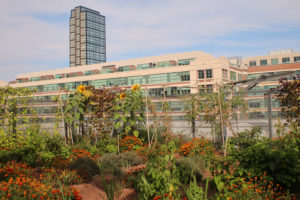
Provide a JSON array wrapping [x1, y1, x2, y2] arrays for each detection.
[[5, 50, 300, 136]]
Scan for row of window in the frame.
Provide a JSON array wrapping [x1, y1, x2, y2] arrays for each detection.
[[148, 87, 191, 98], [17, 58, 196, 84], [87, 52, 106, 60], [198, 69, 213, 79], [247, 70, 300, 80], [86, 36, 106, 47], [86, 28, 105, 39], [199, 85, 213, 93], [86, 20, 105, 31], [17, 106, 58, 115], [249, 111, 282, 119], [92, 72, 190, 87], [248, 99, 280, 108], [249, 56, 300, 67], [154, 101, 185, 112], [86, 12, 105, 24], [26, 72, 190, 92]]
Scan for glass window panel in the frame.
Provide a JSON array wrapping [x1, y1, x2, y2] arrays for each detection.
[[260, 59, 267, 65], [206, 69, 213, 78], [178, 58, 195, 66], [198, 70, 204, 79], [230, 71, 237, 81], [282, 57, 290, 63], [249, 60, 256, 67], [294, 56, 300, 62], [271, 58, 278, 65]]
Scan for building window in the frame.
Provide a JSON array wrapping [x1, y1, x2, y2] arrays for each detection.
[[282, 57, 290, 63], [206, 84, 213, 93], [198, 70, 204, 79], [294, 56, 300, 62], [199, 85, 213, 93], [249, 61, 256, 67], [271, 58, 278, 65], [230, 71, 237, 81], [249, 112, 265, 119], [238, 74, 243, 81], [178, 58, 194, 66], [222, 69, 228, 79], [260, 59, 267, 66], [206, 69, 213, 78]]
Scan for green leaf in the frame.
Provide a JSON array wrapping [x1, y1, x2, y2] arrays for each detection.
[[133, 130, 139, 137], [269, 162, 276, 171], [75, 113, 80, 120], [71, 100, 78, 107], [125, 126, 131, 132], [78, 107, 84, 114], [114, 113, 120, 120], [115, 122, 121, 129]]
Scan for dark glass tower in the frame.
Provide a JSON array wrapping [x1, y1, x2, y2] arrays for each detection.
[[70, 6, 106, 67]]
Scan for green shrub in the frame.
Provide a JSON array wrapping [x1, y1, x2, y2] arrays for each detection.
[[185, 176, 205, 200], [68, 157, 100, 180], [135, 153, 180, 200], [96, 137, 118, 155], [0, 146, 39, 166], [228, 128, 300, 189], [176, 157, 205, 184], [99, 152, 143, 176], [228, 127, 262, 151]]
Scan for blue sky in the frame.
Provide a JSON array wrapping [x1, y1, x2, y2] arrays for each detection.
[[0, 0, 300, 81]]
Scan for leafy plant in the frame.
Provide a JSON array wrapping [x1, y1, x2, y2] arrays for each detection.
[[68, 157, 100, 180], [175, 157, 205, 184], [135, 142, 180, 199], [113, 85, 145, 136]]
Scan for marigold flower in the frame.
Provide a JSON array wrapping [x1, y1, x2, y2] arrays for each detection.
[[120, 92, 126, 100], [131, 84, 140, 91]]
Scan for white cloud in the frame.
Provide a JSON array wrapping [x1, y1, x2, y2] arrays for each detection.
[[0, 0, 300, 81]]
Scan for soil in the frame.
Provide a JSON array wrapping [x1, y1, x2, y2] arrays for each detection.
[[73, 175, 138, 200], [72, 164, 146, 200]]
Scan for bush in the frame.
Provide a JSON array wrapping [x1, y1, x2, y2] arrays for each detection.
[[135, 153, 180, 200], [228, 127, 262, 151], [0, 146, 39, 166], [99, 152, 144, 176], [119, 136, 143, 152], [228, 129, 300, 189], [175, 157, 205, 184], [96, 137, 118, 155], [68, 157, 100, 180]]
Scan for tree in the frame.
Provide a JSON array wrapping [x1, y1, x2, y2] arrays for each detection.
[[277, 75, 300, 124], [183, 85, 245, 155], [0, 86, 32, 137]]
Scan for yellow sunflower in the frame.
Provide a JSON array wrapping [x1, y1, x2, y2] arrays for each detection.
[[77, 85, 85, 93], [131, 84, 140, 91], [120, 92, 126, 100]]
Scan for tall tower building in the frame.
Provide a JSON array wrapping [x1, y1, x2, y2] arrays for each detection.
[[70, 6, 106, 67]]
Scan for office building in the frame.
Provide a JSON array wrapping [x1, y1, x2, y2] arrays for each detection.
[[7, 50, 300, 136], [70, 6, 106, 67]]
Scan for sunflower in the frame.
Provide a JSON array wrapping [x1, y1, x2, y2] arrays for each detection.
[[120, 92, 126, 100], [77, 85, 85, 93], [131, 84, 140, 91]]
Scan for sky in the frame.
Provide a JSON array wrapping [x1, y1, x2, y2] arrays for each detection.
[[0, 0, 300, 81]]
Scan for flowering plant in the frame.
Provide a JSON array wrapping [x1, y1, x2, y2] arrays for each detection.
[[179, 137, 215, 158], [120, 136, 143, 152]]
